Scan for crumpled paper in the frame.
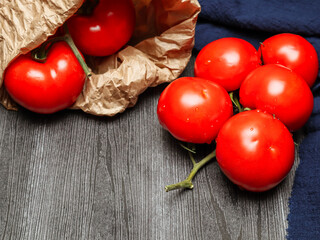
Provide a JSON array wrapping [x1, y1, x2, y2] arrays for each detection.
[[0, 0, 200, 116]]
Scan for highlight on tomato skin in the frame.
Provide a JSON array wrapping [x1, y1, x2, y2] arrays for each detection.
[[239, 64, 314, 132], [194, 37, 261, 92], [215, 110, 295, 192], [258, 33, 319, 87], [157, 77, 233, 144]]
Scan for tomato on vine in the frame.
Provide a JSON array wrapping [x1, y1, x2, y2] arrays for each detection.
[[161, 34, 317, 193]]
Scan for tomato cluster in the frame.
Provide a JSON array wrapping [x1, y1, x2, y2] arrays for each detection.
[[158, 34, 318, 192], [3, 0, 135, 114]]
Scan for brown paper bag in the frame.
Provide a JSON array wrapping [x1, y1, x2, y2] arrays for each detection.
[[0, 0, 200, 116]]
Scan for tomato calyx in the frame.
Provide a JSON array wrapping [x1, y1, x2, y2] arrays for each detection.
[[229, 91, 243, 113], [259, 42, 265, 65], [31, 42, 53, 63], [229, 91, 251, 113], [31, 25, 92, 77], [76, 0, 99, 16], [165, 146, 216, 192]]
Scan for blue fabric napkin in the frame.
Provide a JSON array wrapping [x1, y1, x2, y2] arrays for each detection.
[[194, 1, 320, 239]]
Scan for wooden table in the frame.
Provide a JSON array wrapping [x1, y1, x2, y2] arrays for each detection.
[[0, 55, 300, 239]]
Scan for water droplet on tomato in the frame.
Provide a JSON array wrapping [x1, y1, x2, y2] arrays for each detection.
[[195, 107, 199, 112]]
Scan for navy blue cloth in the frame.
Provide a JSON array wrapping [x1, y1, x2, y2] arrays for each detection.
[[194, 1, 320, 239], [287, 96, 320, 239]]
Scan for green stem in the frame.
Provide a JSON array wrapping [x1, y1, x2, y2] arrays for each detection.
[[188, 151, 196, 166], [63, 25, 92, 77], [165, 150, 216, 192], [31, 36, 65, 62], [229, 92, 243, 112], [259, 42, 265, 65], [31, 26, 91, 77], [179, 142, 196, 154], [76, 0, 100, 16]]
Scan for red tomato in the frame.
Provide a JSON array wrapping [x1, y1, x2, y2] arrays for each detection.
[[4, 41, 86, 114], [157, 77, 233, 144], [216, 110, 295, 192], [258, 33, 319, 87], [239, 64, 313, 131], [67, 0, 135, 56], [194, 38, 261, 92]]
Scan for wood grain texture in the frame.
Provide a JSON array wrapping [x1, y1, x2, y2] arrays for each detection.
[[0, 55, 300, 240]]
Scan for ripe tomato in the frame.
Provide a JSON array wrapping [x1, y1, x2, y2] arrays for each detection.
[[194, 38, 261, 92], [258, 33, 319, 87], [216, 110, 295, 192], [4, 41, 86, 114], [157, 77, 233, 144], [239, 64, 313, 131], [67, 0, 135, 56]]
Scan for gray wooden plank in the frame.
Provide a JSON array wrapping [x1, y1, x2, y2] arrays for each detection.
[[0, 55, 299, 240]]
